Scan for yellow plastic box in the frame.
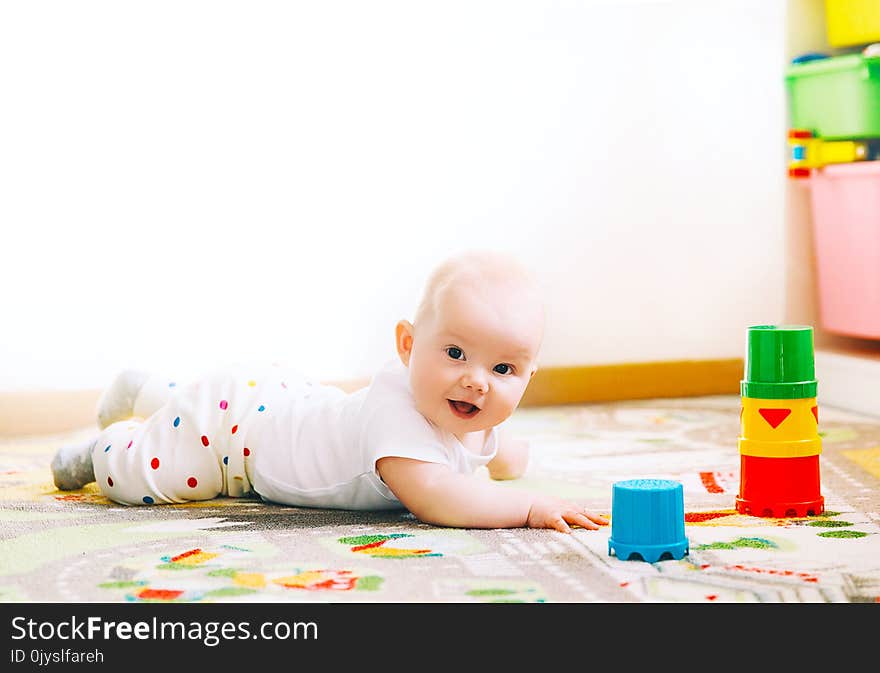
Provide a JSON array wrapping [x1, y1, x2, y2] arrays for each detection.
[[825, 0, 880, 47]]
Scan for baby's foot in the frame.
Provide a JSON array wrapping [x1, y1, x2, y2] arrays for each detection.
[[97, 369, 150, 429], [51, 437, 97, 490]]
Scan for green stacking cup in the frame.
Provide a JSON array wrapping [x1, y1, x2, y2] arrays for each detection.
[[741, 325, 817, 400]]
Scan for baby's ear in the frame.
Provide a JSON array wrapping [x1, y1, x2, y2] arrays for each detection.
[[395, 320, 415, 366]]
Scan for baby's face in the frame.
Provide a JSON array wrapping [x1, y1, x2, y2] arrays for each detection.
[[404, 281, 543, 440]]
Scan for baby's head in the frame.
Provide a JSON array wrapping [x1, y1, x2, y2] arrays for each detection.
[[395, 250, 545, 440]]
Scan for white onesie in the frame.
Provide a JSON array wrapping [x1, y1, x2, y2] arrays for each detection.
[[90, 360, 499, 509]]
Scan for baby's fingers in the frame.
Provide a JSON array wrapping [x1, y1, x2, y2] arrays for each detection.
[[551, 516, 572, 534], [566, 510, 601, 531], [584, 508, 609, 526]]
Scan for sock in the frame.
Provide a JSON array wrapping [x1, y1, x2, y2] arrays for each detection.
[[51, 437, 97, 490]]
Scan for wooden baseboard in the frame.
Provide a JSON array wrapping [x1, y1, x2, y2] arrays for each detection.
[[0, 358, 744, 437], [519, 358, 744, 407], [815, 348, 880, 418], [0, 389, 102, 438]]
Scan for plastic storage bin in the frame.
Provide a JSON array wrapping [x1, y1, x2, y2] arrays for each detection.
[[810, 161, 880, 338], [825, 0, 880, 47], [786, 53, 880, 139]]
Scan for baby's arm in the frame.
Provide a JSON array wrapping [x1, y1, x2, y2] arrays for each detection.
[[486, 426, 530, 480], [377, 457, 607, 533]]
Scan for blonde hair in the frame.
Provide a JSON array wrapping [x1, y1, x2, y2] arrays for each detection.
[[413, 250, 542, 330]]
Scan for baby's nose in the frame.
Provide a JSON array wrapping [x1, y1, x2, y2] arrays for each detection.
[[462, 370, 488, 393]]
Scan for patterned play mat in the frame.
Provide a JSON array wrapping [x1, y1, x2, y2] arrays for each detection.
[[2, 395, 879, 603]]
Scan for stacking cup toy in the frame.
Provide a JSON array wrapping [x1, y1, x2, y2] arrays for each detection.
[[608, 479, 689, 563], [736, 325, 824, 517]]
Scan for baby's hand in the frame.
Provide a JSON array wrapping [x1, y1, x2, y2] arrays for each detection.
[[526, 495, 609, 534]]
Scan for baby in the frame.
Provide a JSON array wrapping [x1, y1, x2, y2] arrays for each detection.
[[52, 250, 607, 533]]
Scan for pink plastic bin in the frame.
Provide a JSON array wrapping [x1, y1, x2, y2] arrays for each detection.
[[810, 161, 880, 338]]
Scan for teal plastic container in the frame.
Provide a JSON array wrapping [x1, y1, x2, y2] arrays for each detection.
[[785, 53, 880, 139]]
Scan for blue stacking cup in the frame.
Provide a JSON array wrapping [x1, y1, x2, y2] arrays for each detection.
[[608, 478, 689, 563]]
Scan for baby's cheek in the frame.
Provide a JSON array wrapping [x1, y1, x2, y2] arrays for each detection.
[[506, 381, 531, 409], [412, 364, 444, 397], [411, 390, 441, 427], [493, 390, 521, 417]]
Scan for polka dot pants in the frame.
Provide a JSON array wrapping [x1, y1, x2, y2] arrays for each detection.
[[90, 368, 293, 506]]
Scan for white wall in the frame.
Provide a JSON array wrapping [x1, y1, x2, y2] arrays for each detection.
[[0, 0, 788, 390]]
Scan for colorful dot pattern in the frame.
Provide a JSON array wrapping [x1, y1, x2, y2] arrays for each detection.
[[95, 374, 275, 506]]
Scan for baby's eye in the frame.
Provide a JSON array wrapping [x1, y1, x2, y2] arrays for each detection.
[[493, 363, 514, 375], [446, 347, 464, 361]]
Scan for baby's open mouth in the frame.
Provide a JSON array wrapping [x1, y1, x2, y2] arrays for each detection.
[[448, 399, 481, 419]]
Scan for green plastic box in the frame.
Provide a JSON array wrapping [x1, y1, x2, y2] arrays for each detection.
[[785, 53, 880, 139]]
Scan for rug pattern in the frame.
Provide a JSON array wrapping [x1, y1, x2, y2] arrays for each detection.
[[2, 395, 879, 603]]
